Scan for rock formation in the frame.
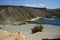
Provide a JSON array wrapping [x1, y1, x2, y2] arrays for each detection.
[[31, 24, 44, 33], [0, 30, 25, 40]]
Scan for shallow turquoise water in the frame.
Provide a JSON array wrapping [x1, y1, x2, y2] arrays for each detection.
[[27, 18, 60, 26]]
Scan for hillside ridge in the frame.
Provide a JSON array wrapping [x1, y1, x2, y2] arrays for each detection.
[[0, 5, 59, 24]]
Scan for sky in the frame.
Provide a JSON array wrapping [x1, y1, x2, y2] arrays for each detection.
[[0, 0, 60, 9]]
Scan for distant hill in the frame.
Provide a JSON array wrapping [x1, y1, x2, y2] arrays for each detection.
[[48, 9, 60, 17], [0, 5, 60, 24]]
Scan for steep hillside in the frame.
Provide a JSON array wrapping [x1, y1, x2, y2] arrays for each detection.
[[0, 5, 53, 24]]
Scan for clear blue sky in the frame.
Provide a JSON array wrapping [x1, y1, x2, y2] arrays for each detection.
[[0, 0, 60, 9]]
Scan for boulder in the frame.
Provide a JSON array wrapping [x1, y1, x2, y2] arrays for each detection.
[[31, 24, 44, 33]]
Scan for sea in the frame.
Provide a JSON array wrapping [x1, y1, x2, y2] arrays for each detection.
[[26, 18, 60, 26]]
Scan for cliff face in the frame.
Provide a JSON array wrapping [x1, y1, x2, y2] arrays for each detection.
[[0, 5, 52, 24]]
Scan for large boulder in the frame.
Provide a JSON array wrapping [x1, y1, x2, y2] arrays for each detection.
[[31, 24, 44, 33]]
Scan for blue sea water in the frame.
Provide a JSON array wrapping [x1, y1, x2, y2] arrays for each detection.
[[27, 18, 60, 26]]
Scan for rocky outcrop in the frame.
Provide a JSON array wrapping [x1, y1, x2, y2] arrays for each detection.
[[31, 24, 44, 33], [0, 5, 52, 24], [0, 30, 25, 40]]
